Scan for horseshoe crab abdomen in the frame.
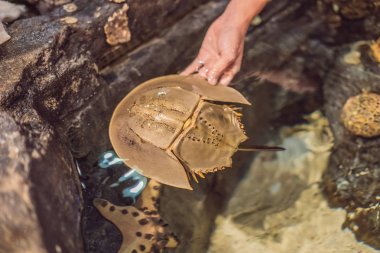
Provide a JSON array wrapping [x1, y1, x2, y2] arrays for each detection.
[[172, 101, 247, 173]]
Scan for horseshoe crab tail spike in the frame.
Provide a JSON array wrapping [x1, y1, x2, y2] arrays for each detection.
[[238, 145, 285, 152]]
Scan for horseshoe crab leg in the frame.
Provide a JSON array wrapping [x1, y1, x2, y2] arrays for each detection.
[[191, 171, 199, 183]]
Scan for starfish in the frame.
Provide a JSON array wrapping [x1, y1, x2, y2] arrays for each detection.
[[94, 181, 178, 253]]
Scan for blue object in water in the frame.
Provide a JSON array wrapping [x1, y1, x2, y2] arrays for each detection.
[[98, 150, 124, 169], [111, 169, 148, 203], [98, 150, 147, 203]]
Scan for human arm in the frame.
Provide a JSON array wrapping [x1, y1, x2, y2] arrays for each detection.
[[181, 0, 268, 85]]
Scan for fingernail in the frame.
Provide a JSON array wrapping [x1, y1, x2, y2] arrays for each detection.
[[208, 78, 217, 85]]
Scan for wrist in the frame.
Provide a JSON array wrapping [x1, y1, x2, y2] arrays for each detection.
[[222, 0, 268, 29]]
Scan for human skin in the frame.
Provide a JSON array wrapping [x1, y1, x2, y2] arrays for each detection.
[[181, 0, 268, 85]]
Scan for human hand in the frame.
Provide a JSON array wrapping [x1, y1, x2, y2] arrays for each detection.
[[181, 0, 268, 86], [181, 15, 246, 86]]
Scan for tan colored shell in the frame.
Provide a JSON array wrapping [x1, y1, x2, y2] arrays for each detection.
[[341, 92, 380, 137], [109, 75, 251, 189]]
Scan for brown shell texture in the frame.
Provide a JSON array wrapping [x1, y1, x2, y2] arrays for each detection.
[[341, 92, 380, 137], [93, 180, 178, 253], [109, 75, 250, 189]]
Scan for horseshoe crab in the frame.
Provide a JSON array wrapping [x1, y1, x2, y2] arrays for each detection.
[[109, 75, 283, 190]]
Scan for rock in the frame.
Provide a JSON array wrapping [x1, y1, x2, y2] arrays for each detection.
[[323, 41, 380, 248], [29, 130, 84, 253], [319, 0, 380, 43], [0, 0, 208, 108], [62, 3, 78, 13], [0, 112, 46, 253], [0, 105, 84, 253], [322, 0, 380, 20], [104, 4, 131, 46]]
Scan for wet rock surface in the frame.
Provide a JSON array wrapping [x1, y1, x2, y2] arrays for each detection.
[[323, 41, 380, 248], [0, 112, 46, 253]]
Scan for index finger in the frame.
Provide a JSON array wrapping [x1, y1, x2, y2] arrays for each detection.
[[180, 56, 205, 76]]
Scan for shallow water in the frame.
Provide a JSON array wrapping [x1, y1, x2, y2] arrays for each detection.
[[73, 109, 380, 253], [208, 111, 378, 253]]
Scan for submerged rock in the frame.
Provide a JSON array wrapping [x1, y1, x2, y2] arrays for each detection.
[[208, 112, 377, 253]]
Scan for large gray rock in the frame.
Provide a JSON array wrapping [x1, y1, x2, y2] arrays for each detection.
[[0, 109, 84, 253], [0, 112, 46, 253], [0, 0, 208, 109], [323, 41, 380, 248]]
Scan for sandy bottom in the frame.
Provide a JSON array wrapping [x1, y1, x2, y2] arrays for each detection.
[[208, 111, 378, 253]]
